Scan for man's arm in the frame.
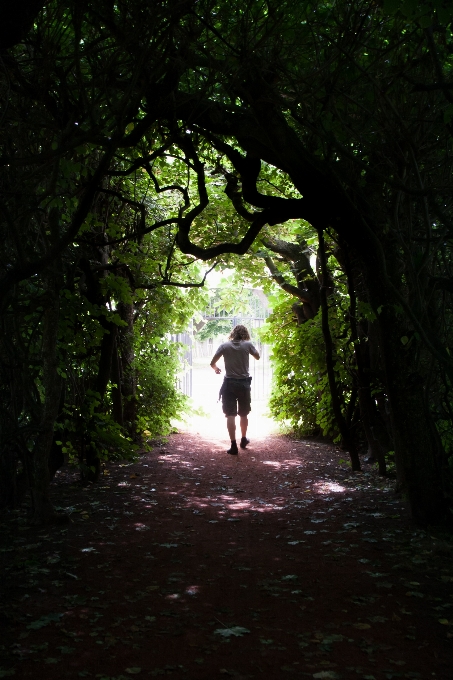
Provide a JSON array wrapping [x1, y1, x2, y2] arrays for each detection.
[[250, 345, 260, 360], [210, 351, 223, 374]]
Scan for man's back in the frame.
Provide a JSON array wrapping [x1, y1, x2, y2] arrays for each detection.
[[214, 340, 259, 378]]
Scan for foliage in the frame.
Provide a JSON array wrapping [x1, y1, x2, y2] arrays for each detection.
[[196, 319, 232, 342], [134, 288, 198, 438], [194, 280, 270, 341], [261, 272, 355, 441]]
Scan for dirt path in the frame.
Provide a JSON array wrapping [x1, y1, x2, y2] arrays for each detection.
[[1, 431, 452, 680]]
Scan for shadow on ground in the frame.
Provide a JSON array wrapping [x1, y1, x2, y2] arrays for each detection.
[[1, 426, 452, 680]]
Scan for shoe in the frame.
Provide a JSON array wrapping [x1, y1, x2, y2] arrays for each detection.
[[227, 443, 238, 455], [240, 437, 250, 449]]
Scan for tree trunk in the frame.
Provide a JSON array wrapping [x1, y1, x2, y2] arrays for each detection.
[[0, 313, 26, 509], [118, 301, 137, 439], [111, 335, 124, 426], [82, 319, 117, 483], [341, 246, 389, 476], [0, 445, 19, 509], [371, 289, 448, 524], [48, 382, 67, 480], [318, 231, 361, 471], [356, 379, 387, 476], [94, 319, 116, 398], [29, 276, 62, 524]]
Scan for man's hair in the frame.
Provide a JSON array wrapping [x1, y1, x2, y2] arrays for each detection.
[[229, 324, 251, 341]]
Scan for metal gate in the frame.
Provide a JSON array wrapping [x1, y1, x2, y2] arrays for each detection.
[[171, 321, 193, 397], [173, 290, 272, 400]]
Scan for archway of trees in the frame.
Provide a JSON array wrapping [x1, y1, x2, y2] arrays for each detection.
[[1, 0, 452, 526]]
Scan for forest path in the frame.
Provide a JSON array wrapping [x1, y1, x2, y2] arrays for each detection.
[[1, 431, 452, 680]]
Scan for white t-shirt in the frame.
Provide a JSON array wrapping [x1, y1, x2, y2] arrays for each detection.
[[213, 340, 259, 378]]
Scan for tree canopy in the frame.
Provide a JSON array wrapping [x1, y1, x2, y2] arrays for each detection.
[[1, 0, 453, 525]]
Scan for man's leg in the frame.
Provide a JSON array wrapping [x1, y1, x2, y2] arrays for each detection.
[[222, 386, 239, 454], [227, 415, 236, 441], [226, 415, 238, 455], [238, 388, 251, 449]]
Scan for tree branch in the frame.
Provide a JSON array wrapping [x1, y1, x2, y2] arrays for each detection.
[[177, 209, 272, 260], [263, 255, 312, 303], [107, 144, 174, 176], [96, 187, 146, 239], [136, 262, 218, 289]]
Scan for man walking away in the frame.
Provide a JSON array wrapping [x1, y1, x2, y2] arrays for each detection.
[[210, 325, 260, 455]]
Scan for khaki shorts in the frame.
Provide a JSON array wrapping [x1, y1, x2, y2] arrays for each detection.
[[221, 379, 252, 417]]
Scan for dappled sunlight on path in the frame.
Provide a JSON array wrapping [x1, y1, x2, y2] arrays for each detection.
[[2, 428, 452, 679]]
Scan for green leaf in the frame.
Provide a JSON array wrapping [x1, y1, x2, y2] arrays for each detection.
[[382, 0, 401, 14], [444, 105, 453, 125]]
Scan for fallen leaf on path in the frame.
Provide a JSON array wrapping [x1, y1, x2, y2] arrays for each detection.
[[46, 555, 60, 564], [26, 613, 63, 630], [214, 626, 250, 638]]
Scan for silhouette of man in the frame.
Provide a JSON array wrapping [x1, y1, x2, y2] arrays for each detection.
[[210, 324, 260, 455]]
